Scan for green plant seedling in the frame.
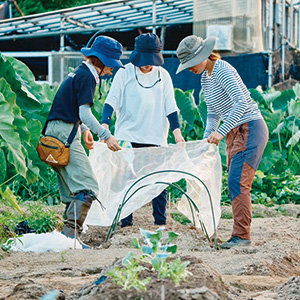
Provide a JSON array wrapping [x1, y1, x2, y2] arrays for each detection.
[[107, 227, 191, 291], [137, 227, 190, 285], [1, 235, 23, 252], [60, 251, 70, 262], [107, 251, 151, 291]]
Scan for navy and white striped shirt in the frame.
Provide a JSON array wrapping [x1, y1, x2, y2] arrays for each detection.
[[201, 60, 262, 138]]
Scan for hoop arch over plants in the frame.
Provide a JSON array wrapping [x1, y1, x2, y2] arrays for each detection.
[[106, 170, 218, 249]]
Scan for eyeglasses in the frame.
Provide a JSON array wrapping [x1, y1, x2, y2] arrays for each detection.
[[134, 67, 161, 89]]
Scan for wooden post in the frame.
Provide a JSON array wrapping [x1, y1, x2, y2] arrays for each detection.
[[10, 0, 24, 16]]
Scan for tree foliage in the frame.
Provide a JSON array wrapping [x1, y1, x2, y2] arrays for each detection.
[[15, 0, 111, 16]]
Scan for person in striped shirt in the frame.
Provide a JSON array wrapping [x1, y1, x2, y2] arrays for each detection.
[[176, 35, 268, 249]]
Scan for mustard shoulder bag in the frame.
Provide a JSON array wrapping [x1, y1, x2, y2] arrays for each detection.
[[36, 121, 80, 167]]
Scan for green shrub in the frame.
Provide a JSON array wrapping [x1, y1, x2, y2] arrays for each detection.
[[9, 169, 60, 205], [0, 201, 62, 246], [24, 202, 60, 233]]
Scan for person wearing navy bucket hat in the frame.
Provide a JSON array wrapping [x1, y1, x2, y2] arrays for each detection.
[[81, 35, 124, 69], [176, 35, 268, 249], [101, 33, 185, 228], [129, 33, 164, 67], [43, 35, 124, 247]]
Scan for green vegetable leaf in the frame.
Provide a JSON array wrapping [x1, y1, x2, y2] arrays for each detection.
[[131, 237, 141, 249], [166, 231, 180, 243]]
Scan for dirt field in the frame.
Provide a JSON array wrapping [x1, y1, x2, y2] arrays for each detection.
[[0, 204, 299, 300]]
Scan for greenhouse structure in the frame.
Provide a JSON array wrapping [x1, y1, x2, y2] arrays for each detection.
[[0, 0, 299, 97]]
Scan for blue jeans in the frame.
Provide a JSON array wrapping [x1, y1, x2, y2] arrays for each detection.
[[121, 142, 167, 227]]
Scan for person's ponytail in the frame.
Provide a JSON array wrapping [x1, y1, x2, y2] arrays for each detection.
[[209, 52, 221, 61]]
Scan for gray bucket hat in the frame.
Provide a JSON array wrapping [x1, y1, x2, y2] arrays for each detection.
[[176, 35, 216, 74]]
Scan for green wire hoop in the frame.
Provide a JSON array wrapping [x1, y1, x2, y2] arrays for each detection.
[[105, 170, 218, 249]]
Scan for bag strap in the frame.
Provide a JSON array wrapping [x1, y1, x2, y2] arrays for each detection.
[[66, 121, 80, 146], [42, 120, 48, 136], [42, 120, 80, 146]]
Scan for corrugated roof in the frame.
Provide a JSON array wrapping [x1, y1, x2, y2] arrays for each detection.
[[0, 0, 193, 40]]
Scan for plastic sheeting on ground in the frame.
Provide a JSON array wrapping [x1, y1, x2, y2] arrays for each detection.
[[6, 230, 82, 252], [85, 140, 222, 237]]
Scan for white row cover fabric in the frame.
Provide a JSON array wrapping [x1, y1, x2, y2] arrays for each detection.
[[85, 140, 222, 237], [6, 230, 82, 252]]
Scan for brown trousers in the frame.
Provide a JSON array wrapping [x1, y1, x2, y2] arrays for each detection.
[[226, 120, 268, 240]]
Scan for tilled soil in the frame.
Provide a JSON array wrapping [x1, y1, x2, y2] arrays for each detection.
[[0, 204, 300, 300]]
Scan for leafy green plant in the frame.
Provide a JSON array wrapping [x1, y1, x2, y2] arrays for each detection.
[[9, 169, 60, 205], [107, 252, 151, 291], [251, 84, 300, 175], [0, 184, 23, 214], [168, 88, 205, 143], [134, 227, 191, 285], [0, 201, 61, 245], [221, 169, 300, 206], [251, 170, 300, 205], [60, 251, 70, 263], [135, 227, 191, 285], [0, 53, 55, 206], [107, 227, 191, 291], [24, 202, 59, 233]]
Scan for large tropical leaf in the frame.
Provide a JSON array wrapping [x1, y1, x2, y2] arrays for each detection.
[[0, 186, 23, 215], [0, 78, 30, 143], [6, 56, 52, 108], [250, 88, 267, 107], [293, 83, 300, 99], [259, 141, 282, 172], [0, 93, 27, 178], [174, 88, 199, 127], [288, 99, 300, 119], [262, 90, 281, 104], [0, 53, 40, 104], [0, 54, 46, 122], [263, 110, 283, 135], [272, 89, 296, 112], [286, 129, 300, 147], [25, 119, 50, 182], [0, 147, 6, 184], [25, 157, 41, 184], [197, 101, 207, 128]]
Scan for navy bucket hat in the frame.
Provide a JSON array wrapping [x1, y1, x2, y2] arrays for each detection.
[[81, 36, 124, 68], [130, 33, 164, 67]]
